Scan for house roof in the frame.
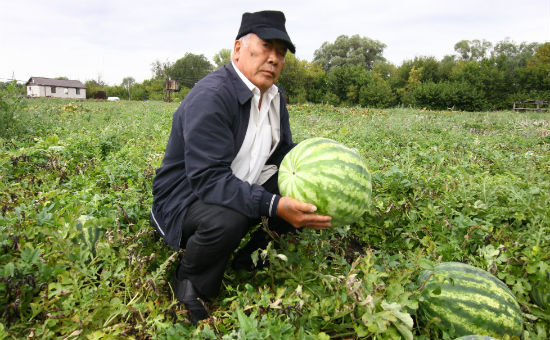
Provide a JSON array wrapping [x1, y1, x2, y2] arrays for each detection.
[[26, 77, 87, 89]]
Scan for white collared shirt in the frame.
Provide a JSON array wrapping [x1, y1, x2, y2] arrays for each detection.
[[231, 62, 281, 184]]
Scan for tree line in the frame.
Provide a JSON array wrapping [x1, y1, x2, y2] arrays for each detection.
[[85, 36, 550, 111]]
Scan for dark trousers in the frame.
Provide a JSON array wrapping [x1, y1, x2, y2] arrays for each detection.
[[176, 174, 294, 298]]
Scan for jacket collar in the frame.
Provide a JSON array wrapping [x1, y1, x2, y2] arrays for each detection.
[[226, 63, 253, 105]]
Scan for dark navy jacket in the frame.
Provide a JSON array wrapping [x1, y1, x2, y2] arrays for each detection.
[[151, 63, 295, 250]]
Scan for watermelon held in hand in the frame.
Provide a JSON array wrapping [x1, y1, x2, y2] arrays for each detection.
[[278, 137, 372, 227], [417, 262, 523, 338]]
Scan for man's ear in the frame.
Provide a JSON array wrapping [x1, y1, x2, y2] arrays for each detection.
[[232, 40, 241, 62]]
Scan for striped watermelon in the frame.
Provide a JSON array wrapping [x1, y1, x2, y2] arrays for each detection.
[[454, 336, 497, 340], [417, 262, 523, 338], [278, 137, 371, 227]]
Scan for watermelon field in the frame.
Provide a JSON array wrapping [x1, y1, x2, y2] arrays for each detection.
[[1, 98, 549, 339]]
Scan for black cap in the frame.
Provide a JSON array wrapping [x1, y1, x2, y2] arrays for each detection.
[[236, 10, 296, 54]]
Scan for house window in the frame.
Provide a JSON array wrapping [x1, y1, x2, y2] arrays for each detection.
[[76, 88, 80, 95], [51, 86, 56, 93]]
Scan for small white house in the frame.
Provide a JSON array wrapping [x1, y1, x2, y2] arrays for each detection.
[[26, 77, 86, 99]]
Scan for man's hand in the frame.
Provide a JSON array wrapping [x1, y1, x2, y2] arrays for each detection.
[[276, 196, 331, 230]]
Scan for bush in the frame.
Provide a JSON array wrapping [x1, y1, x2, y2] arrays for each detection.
[[410, 81, 488, 111], [0, 82, 27, 139], [323, 92, 340, 106], [359, 73, 396, 108]]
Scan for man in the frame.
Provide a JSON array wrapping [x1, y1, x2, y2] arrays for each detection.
[[150, 10, 331, 324]]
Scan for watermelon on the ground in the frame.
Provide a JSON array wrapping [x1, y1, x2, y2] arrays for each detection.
[[417, 262, 523, 338], [278, 137, 371, 227]]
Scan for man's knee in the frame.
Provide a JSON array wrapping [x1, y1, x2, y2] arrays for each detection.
[[193, 206, 250, 249]]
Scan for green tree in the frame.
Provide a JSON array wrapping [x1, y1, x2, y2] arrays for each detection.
[[277, 54, 312, 103], [450, 59, 507, 109], [84, 79, 105, 99], [409, 81, 488, 111], [121, 77, 135, 100], [454, 39, 492, 60], [395, 57, 446, 88], [304, 64, 327, 104], [106, 85, 126, 99], [372, 61, 397, 80], [130, 83, 148, 101], [151, 60, 173, 79], [491, 39, 541, 103], [359, 72, 396, 108], [313, 34, 386, 72], [398, 65, 423, 105], [169, 53, 214, 89], [411, 56, 442, 83], [438, 55, 457, 82], [213, 48, 232, 68], [491, 39, 539, 68], [142, 78, 166, 101], [515, 42, 550, 100], [0, 81, 27, 138], [121, 77, 135, 88], [325, 64, 368, 105]]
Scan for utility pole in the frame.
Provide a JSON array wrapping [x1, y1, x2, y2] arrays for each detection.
[[127, 79, 131, 100]]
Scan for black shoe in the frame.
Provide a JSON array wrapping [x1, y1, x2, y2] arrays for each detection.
[[172, 276, 209, 325]]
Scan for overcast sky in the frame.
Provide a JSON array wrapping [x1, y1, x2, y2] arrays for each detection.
[[1, 0, 548, 85]]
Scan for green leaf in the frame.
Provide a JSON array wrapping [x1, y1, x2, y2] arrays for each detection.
[[2, 262, 14, 278], [251, 249, 259, 267], [236, 309, 257, 334], [316, 332, 330, 340], [393, 321, 414, 340], [0, 322, 8, 340], [21, 245, 41, 264]]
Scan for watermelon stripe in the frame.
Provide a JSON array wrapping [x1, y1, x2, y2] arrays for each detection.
[[284, 175, 368, 222], [285, 173, 365, 205], [301, 137, 345, 149], [425, 290, 522, 324], [435, 262, 514, 294], [297, 160, 370, 179], [428, 273, 519, 305], [426, 280, 520, 310], [423, 298, 521, 336], [302, 147, 363, 164], [421, 303, 470, 335]]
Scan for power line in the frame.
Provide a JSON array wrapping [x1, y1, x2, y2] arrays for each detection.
[[0, 77, 26, 83]]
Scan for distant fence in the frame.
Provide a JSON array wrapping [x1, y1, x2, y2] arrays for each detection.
[[513, 100, 550, 112]]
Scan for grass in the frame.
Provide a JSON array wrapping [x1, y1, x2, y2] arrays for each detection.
[[1, 99, 549, 339]]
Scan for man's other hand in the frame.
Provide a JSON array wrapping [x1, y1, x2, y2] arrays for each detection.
[[276, 196, 331, 230]]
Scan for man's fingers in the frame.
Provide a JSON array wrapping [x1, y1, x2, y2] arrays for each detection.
[[295, 201, 317, 213], [277, 196, 332, 228], [301, 214, 332, 229]]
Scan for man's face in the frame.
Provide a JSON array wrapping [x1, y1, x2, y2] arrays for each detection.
[[232, 34, 287, 94]]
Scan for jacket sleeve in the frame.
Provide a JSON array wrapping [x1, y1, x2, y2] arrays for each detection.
[[182, 86, 277, 218]]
